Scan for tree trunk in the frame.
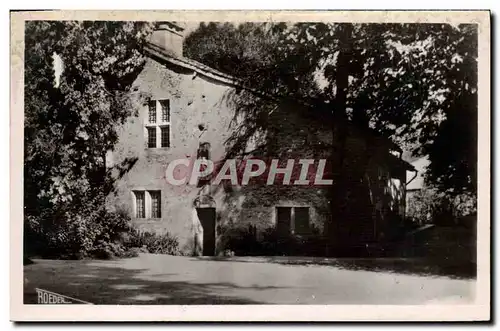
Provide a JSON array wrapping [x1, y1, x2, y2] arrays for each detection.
[[326, 24, 352, 256]]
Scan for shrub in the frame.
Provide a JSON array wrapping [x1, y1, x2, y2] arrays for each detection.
[[89, 240, 127, 260], [24, 205, 135, 259], [125, 229, 180, 255], [218, 224, 327, 257], [261, 227, 326, 256], [217, 224, 261, 256], [25, 203, 180, 259], [407, 187, 477, 226]]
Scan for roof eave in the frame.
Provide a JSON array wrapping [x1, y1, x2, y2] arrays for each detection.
[[144, 42, 240, 87]]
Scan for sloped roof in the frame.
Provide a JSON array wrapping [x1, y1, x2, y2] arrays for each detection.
[[144, 41, 413, 170], [388, 153, 416, 172], [406, 156, 429, 190], [145, 42, 249, 90]]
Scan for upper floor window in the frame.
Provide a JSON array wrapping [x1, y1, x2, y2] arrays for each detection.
[[146, 99, 171, 148], [160, 100, 170, 122], [148, 100, 157, 123]]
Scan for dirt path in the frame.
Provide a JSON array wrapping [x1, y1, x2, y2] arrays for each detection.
[[24, 254, 475, 305]]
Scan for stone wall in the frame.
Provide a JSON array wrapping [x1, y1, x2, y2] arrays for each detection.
[[106, 55, 409, 256], [106, 57, 331, 255]]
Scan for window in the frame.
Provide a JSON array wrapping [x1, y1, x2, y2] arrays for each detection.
[[160, 100, 170, 122], [161, 126, 170, 148], [276, 207, 292, 236], [133, 190, 162, 219], [276, 206, 310, 235], [146, 99, 171, 148], [294, 207, 310, 234], [197, 142, 210, 159], [150, 191, 161, 218], [148, 100, 157, 123], [147, 127, 156, 148], [134, 191, 145, 218], [196, 142, 211, 187]]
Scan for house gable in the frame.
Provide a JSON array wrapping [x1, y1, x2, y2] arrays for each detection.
[[106, 22, 415, 256]]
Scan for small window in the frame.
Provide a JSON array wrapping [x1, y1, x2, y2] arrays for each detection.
[[161, 126, 170, 148], [134, 191, 145, 218], [147, 127, 156, 148], [275, 206, 310, 235], [160, 100, 170, 123], [276, 207, 292, 236], [294, 207, 310, 234], [133, 190, 162, 219], [150, 191, 161, 218], [197, 142, 210, 159], [146, 99, 171, 149], [148, 100, 157, 124]]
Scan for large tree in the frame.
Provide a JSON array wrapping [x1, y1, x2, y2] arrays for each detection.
[[24, 21, 153, 256], [185, 22, 478, 253], [186, 23, 477, 161]]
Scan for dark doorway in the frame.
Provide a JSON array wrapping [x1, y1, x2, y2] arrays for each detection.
[[196, 207, 216, 256]]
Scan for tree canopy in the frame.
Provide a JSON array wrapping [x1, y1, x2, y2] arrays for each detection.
[[24, 21, 153, 256], [25, 21, 153, 210], [185, 22, 478, 196]]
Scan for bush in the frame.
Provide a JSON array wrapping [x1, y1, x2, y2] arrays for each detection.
[[89, 240, 130, 259], [24, 202, 180, 259], [218, 224, 327, 257], [217, 224, 260, 256], [24, 205, 134, 259], [125, 229, 180, 255], [261, 227, 326, 256], [407, 187, 477, 226]]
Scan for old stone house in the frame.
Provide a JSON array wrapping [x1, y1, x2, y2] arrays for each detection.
[[106, 22, 413, 256]]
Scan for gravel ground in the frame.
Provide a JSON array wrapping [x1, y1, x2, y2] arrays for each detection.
[[24, 254, 475, 305]]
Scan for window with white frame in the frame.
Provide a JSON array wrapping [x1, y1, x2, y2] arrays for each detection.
[[134, 191, 145, 218], [133, 190, 162, 219], [146, 99, 171, 148]]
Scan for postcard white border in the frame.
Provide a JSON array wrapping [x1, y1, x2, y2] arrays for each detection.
[[10, 10, 490, 321]]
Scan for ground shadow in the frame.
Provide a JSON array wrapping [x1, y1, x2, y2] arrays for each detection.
[[192, 256, 476, 280], [24, 259, 269, 305]]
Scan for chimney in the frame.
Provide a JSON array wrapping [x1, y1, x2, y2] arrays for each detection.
[[149, 21, 185, 58]]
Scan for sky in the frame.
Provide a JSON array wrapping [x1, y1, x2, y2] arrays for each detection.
[[52, 52, 63, 88]]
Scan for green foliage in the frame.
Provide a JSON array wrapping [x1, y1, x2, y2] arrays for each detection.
[[186, 22, 478, 253], [185, 22, 287, 87], [185, 22, 478, 196], [90, 241, 141, 260], [24, 202, 133, 259], [407, 186, 477, 225], [125, 229, 180, 255], [24, 21, 154, 258], [25, 21, 153, 210], [217, 224, 326, 256], [218, 224, 260, 256], [419, 25, 478, 195]]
